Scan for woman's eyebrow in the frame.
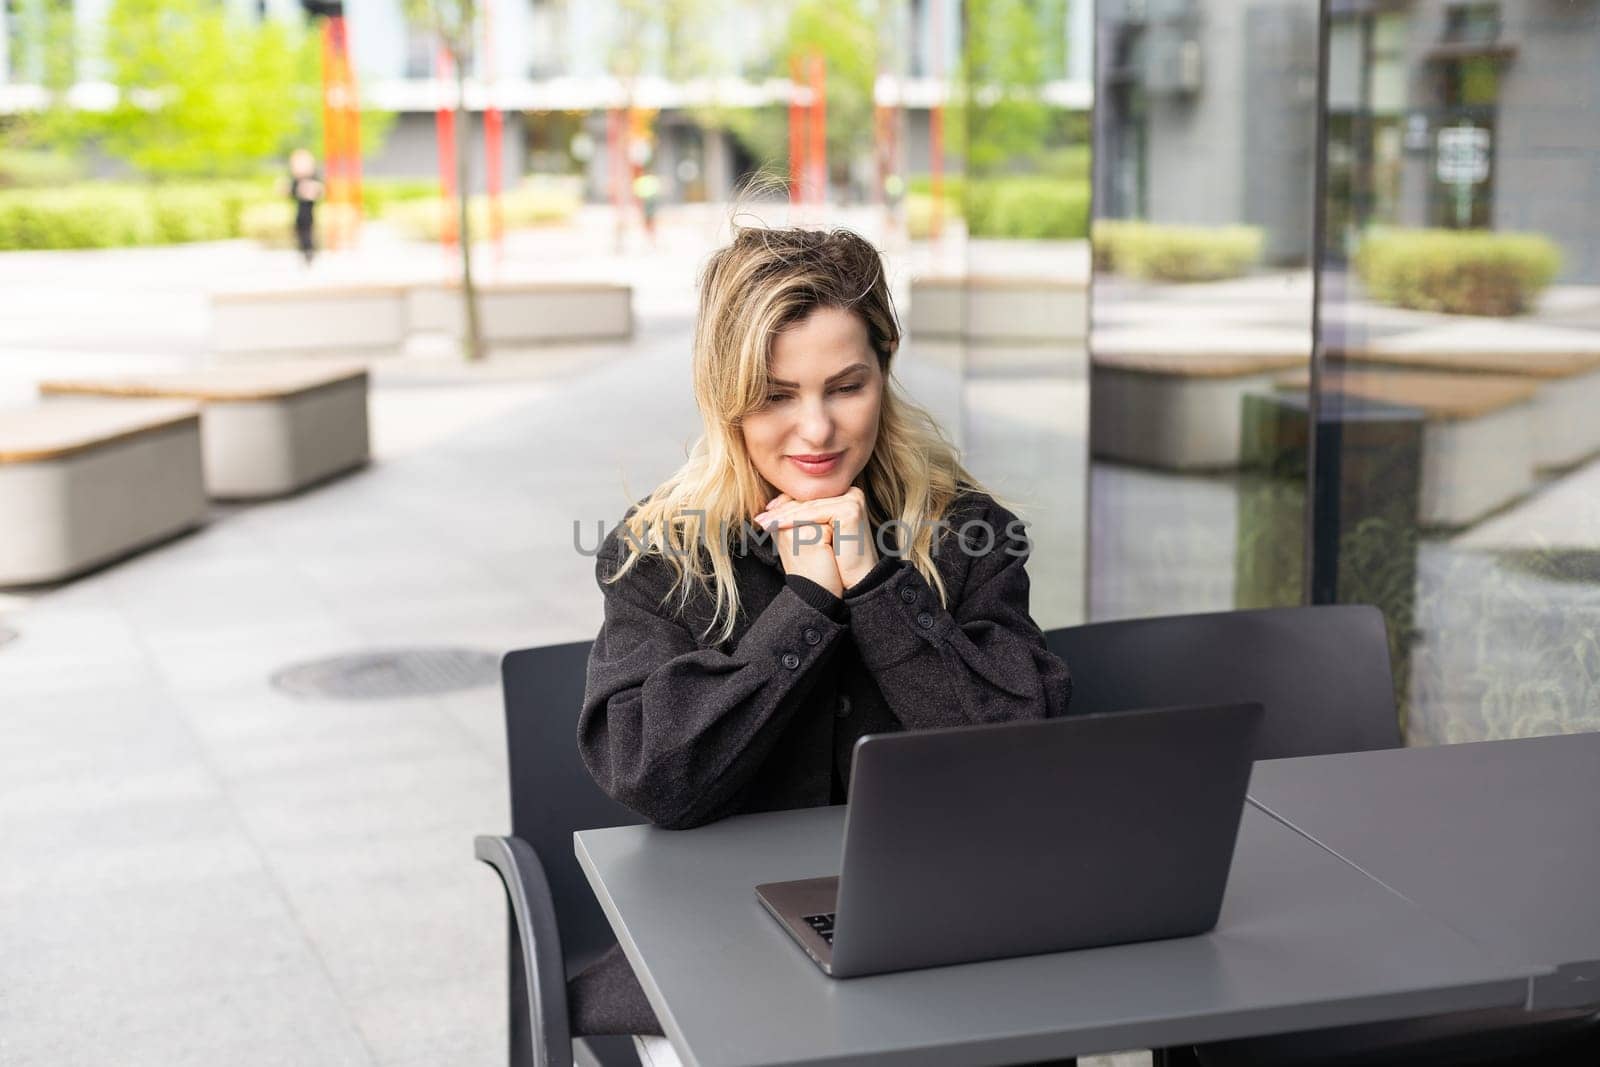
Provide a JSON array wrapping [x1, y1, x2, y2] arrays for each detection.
[[769, 362, 870, 389]]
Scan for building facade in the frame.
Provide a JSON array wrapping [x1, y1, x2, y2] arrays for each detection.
[[2, 0, 1093, 202]]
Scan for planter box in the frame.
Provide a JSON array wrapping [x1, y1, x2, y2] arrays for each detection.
[[40, 363, 370, 500], [0, 401, 206, 585]]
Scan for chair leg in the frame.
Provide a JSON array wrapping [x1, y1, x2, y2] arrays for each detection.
[[509, 923, 535, 1067]]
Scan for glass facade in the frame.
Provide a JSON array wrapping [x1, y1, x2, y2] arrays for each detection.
[[1090, 0, 1600, 744], [1313, 0, 1600, 743]]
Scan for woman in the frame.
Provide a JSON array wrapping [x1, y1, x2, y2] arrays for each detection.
[[572, 225, 1073, 1057]]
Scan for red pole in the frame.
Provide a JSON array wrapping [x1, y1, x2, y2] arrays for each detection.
[[809, 51, 826, 205], [789, 54, 805, 205], [318, 20, 342, 248], [435, 47, 458, 249], [333, 15, 363, 245], [481, 0, 503, 259]]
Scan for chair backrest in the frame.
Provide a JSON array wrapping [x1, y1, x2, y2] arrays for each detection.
[[502, 642, 643, 971], [1044, 604, 1401, 760]]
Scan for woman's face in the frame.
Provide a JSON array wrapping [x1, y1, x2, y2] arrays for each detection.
[[741, 305, 884, 504]]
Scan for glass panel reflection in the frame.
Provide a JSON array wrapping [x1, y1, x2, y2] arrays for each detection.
[[1089, 0, 1318, 621], [1313, 0, 1600, 743]]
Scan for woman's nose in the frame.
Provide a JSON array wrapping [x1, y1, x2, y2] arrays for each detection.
[[796, 396, 833, 445]]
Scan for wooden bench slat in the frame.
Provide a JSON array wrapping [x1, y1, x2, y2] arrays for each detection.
[[1332, 345, 1600, 380], [1274, 370, 1538, 421], [913, 274, 1087, 292], [211, 283, 411, 303], [1093, 351, 1307, 377], [0, 401, 201, 463], [38, 363, 368, 404]]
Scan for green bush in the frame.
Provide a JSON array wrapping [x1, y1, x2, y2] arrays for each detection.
[[384, 182, 580, 241], [1354, 227, 1562, 316], [965, 178, 1089, 240], [239, 199, 359, 248], [363, 177, 442, 217], [147, 185, 234, 243], [0, 187, 154, 250], [905, 174, 1090, 240], [905, 192, 957, 240], [0, 149, 83, 188], [1092, 220, 1263, 282], [0, 180, 285, 250]]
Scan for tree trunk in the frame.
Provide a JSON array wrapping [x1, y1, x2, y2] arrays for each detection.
[[453, 54, 485, 362]]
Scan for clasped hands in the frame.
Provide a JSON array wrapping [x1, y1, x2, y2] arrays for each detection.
[[753, 486, 879, 597]]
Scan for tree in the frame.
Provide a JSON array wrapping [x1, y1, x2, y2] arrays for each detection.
[[91, 0, 322, 179], [955, 0, 1069, 176], [403, 0, 486, 362], [722, 0, 879, 194]]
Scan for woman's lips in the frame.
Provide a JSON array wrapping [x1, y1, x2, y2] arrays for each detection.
[[788, 452, 842, 475]]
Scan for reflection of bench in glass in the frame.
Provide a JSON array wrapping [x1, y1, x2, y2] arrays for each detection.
[[0, 401, 206, 586], [40, 364, 369, 500], [907, 275, 1088, 344], [1334, 328, 1600, 470], [210, 283, 409, 356], [1276, 370, 1539, 529], [1090, 346, 1306, 470], [406, 280, 634, 345]]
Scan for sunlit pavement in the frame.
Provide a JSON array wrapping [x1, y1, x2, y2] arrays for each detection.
[[0, 211, 1144, 1066], [5, 202, 1599, 1062]]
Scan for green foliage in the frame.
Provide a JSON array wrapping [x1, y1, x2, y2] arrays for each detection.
[[84, 0, 322, 179], [722, 0, 877, 182], [1093, 220, 1264, 282], [0, 187, 149, 249], [1354, 227, 1562, 316], [906, 173, 1090, 240], [965, 177, 1088, 239], [955, 0, 1070, 176], [403, 0, 478, 58], [361, 177, 442, 217], [383, 182, 581, 241], [0, 181, 280, 250], [0, 148, 83, 188], [239, 199, 360, 248]]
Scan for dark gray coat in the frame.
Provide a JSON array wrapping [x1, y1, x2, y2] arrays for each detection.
[[568, 490, 1073, 1035]]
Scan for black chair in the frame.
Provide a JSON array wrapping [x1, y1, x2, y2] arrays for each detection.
[[1043, 605, 1597, 1066], [1044, 603, 1401, 759], [475, 640, 643, 1067]]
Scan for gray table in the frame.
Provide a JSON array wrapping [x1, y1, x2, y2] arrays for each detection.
[[1247, 732, 1600, 1013], [576, 803, 1539, 1067]]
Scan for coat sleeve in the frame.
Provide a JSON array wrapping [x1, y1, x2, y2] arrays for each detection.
[[577, 544, 848, 829], [843, 499, 1072, 729]]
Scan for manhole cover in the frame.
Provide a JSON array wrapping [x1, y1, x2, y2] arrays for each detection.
[[271, 647, 500, 701]]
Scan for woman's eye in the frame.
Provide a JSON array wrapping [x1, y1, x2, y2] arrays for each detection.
[[834, 383, 862, 395], [765, 394, 791, 405]]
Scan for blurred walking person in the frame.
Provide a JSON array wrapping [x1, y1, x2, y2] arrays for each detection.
[[287, 149, 324, 266]]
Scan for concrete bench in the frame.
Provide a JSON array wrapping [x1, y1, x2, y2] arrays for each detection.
[[0, 401, 206, 586], [1090, 331, 1309, 469], [210, 283, 408, 356], [908, 275, 1088, 345], [406, 280, 634, 345], [1276, 369, 1539, 528], [39, 363, 370, 500], [1334, 323, 1600, 470]]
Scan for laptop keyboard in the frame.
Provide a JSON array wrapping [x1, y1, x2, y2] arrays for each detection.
[[803, 913, 836, 945]]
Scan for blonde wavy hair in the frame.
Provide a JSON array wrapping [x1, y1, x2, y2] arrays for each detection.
[[607, 224, 994, 645]]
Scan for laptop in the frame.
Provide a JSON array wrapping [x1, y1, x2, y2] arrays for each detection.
[[756, 702, 1264, 977]]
